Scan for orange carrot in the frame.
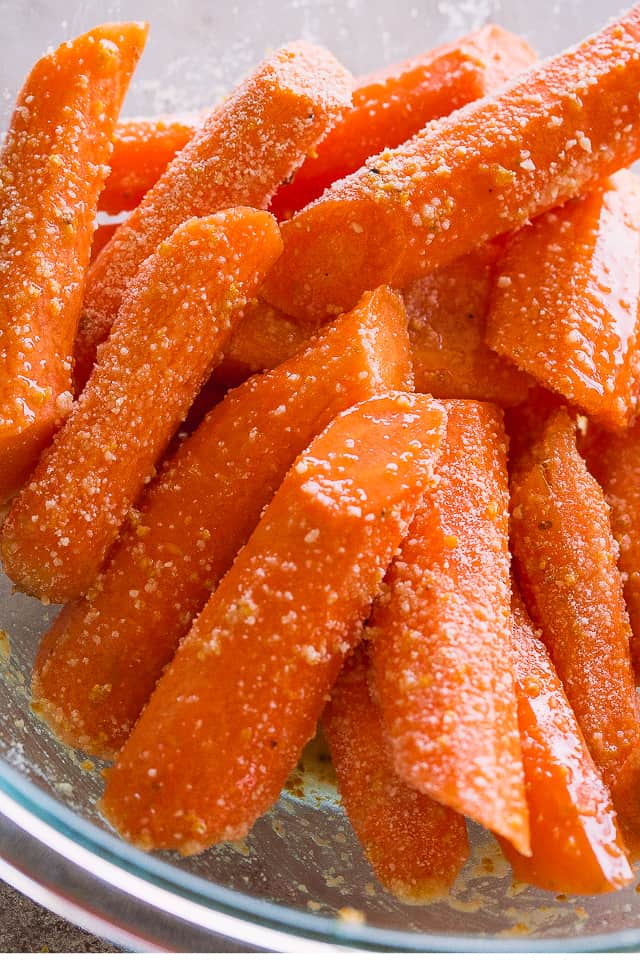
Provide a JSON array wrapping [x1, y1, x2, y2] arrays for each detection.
[[263, 6, 640, 323], [323, 647, 469, 900], [99, 114, 199, 214], [370, 399, 529, 855], [0, 23, 147, 503], [2, 209, 282, 603], [271, 25, 536, 219], [610, 741, 640, 861], [503, 385, 564, 464], [90, 222, 119, 262], [487, 171, 640, 431], [510, 407, 639, 781], [405, 243, 533, 406], [101, 392, 446, 852], [32, 287, 412, 756], [73, 42, 352, 388], [499, 588, 633, 895]]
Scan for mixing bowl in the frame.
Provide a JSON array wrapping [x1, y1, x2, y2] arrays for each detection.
[[2, 0, 640, 950]]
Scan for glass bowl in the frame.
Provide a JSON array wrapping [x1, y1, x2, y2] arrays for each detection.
[[1, 0, 639, 950]]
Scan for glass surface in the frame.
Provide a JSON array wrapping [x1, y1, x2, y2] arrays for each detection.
[[1, 0, 640, 950]]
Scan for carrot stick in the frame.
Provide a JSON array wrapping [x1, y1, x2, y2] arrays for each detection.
[[73, 42, 352, 389], [99, 114, 200, 214], [405, 243, 533, 406], [609, 741, 640, 861], [323, 647, 469, 900], [90, 222, 119, 263], [271, 25, 536, 219], [32, 287, 412, 757], [499, 588, 633, 895], [510, 407, 639, 782], [503, 385, 564, 464], [100, 392, 446, 852], [263, 6, 640, 323], [0, 23, 148, 503], [370, 399, 529, 855], [486, 171, 640, 431], [2, 209, 282, 604]]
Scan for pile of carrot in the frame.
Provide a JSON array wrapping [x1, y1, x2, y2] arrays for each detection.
[[3, 7, 640, 905]]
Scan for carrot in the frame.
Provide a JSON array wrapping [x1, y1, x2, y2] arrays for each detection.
[[370, 399, 529, 855], [271, 25, 536, 219], [499, 588, 633, 895], [486, 171, 640, 431], [263, 6, 640, 323], [610, 741, 640, 861], [2, 209, 282, 604], [100, 392, 446, 852], [510, 407, 639, 781], [73, 42, 352, 389], [504, 385, 564, 464], [90, 222, 119, 262], [323, 647, 469, 901], [0, 23, 148, 503], [99, 114, 199, 214], [31, 287, 412, 757], [405, 243, 533, 406]]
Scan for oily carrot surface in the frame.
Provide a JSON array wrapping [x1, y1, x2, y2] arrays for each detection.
[[32, 288, 412, 757], [271, 25, 536, 219], [405, 243, 533, 406], [487, 171, 640, 431], [370, 399, 529, 855], [101, 392, 446, 852], [263, 6, 640, 323], [510, 407, 639, 782], [323, 647, 469, 901], [499, 589, 633, 895], [2, 209, 282, 603], [0, 23, 147, 503], [74, 42, 352, 388], [99, 114, 199, 214]]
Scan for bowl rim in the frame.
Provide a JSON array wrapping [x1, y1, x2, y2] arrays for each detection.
[[2, 758, 640, 952]]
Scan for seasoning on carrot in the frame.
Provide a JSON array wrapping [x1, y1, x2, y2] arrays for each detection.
[[74, 42, 352, 388], [499, 588, 633, 895], [263, 6, 640, 323], [323, 647, 470, 901], [0, 22, 148, 504], [2, 209, 283, 604], [510, 407, 639, 782], [370, 399, 529, 855], [271, 25, 536, 219], [101, 392, 446, 852], [32, 287, 412, 757]]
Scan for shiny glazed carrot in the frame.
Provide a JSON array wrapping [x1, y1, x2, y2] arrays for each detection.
[[101, 392, 446, 852], [263, 6, 640, 323], [271, 25, 536, 218], [323, 647, 469, 900], [0, 22, 147, 503], [500, 589, 633, 895], [487, 171, 640, 431], [405, 243, 533, 406], [74, 42, 352, 388], [510, 407, 639, 781], [32, 288, 412, 757], [370, 400, 529, 855], [2, 209, 282, 603], [99, 114, 199, 214]]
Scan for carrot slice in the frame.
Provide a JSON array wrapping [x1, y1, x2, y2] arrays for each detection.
[[487, 171, 640, 431], [499, 588, 633, 895], [610, 741, 640, 861], [0, 22, 148, 503], [32, 287, 412, 757], [263, 7, 640, 323], [510, 407, 639, 781], [100, 392, 446, 852], [99, 114, 199, 214], [405, 243, 533, 406], [2, 209, 282, 604], [370, 399, 529, 855], [73, 42, 352, 388], [271, 25, 536, 219], [323, 647, 469, 901]]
